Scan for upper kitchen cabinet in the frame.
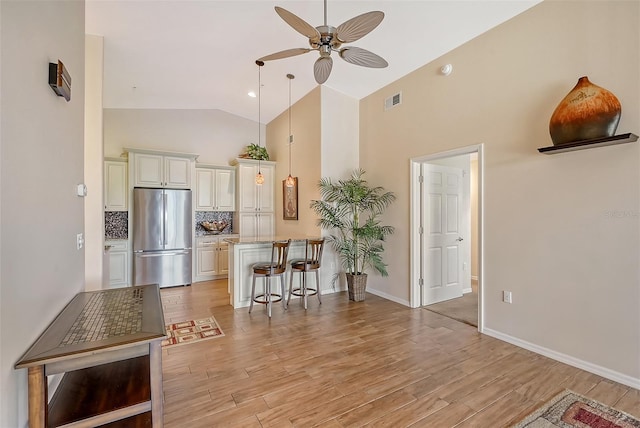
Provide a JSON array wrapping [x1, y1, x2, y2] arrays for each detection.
[[234, 159, 275, 212], [195, 165, 236, 211], [232, 159, 275, 236], [125, 148, 198, 189], [104, 158, 128, 211]]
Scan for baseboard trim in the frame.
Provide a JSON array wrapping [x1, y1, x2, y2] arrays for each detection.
[[483, 328, 640, 390], [366, 287, 411, 307], [462, 287, 472, 294]]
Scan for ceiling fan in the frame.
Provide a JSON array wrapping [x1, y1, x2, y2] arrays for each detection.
[[258, 0, 388, 84]]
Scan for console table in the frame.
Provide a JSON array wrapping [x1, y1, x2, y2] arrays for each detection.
[[15, 284, 166, 428]]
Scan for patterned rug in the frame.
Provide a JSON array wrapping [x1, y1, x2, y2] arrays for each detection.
[[161, 316, 224, 347], [512, 390, 640, 427]]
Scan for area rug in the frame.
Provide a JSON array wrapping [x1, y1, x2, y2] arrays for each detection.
[[161, 316, 224, 347], [512, 389, 640, 428]]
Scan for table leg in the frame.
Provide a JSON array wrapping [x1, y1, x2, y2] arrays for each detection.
[[149, 341, 163, 428], [27, 365, 46, 428]]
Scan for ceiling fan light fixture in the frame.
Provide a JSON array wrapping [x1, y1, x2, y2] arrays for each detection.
[[259, 0, 388, 85]]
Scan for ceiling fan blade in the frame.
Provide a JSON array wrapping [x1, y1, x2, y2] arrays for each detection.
[[339, 46, 388, 68], [258, 48, 312, 62], [314, 56, 333, 84], [336, 11, 384, 43], [275, 6, 320, 40]]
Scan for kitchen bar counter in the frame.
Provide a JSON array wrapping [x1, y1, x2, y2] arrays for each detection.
[[226, 236, 322, 308], [223, 236, 317, 245]]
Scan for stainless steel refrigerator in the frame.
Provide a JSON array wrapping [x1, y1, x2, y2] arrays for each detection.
[[133, 188, 192, 288]]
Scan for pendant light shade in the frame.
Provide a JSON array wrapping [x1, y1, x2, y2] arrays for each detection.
[[285, 73, 295, 188], [255, 60, 264, 185]]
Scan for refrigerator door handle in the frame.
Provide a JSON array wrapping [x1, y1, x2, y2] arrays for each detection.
[[135, 250, 191, 257], [163, 192, 168, 246]]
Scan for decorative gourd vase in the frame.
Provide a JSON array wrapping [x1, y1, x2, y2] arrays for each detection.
[[549, 76, 621, 146]]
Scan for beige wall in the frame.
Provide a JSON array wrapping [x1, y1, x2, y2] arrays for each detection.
[[85, 34, 104, 291], [360, 0, 639, 382], [270, 87, 322, 238], [103, 108, 262, 165], [0, 1, 86, 425]]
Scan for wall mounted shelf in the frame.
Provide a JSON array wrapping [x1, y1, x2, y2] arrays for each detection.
[[538, 133, 638, 154]]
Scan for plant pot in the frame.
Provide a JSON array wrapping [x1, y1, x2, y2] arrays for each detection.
[[549, 76, 621, 146], [346, 273, 368, 302]]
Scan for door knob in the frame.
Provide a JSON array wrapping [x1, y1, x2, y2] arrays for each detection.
[[456, 237, 464, 242]]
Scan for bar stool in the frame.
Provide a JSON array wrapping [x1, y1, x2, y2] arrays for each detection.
[[287, 238, 324, 309], [249, 239, 291, 318]]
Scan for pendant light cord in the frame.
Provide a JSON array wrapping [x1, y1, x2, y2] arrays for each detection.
[[256, 60, 263, 175], [288, 74, 293, 177], [285, 74, 295, 188]]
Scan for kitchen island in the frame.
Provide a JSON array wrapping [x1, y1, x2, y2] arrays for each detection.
[[225, 236, 325, 308]]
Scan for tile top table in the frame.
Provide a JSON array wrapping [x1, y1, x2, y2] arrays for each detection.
[[15, 284, 166, 428]]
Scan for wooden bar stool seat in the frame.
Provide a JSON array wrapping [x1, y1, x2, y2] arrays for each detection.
[[249, 239, 291, 318], [287, 239, 324, 310]]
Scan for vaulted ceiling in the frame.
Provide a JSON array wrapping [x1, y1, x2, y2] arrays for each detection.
[[85, 0, 541, 123]]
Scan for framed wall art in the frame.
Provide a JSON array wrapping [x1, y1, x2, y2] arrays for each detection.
[[283, 177, 298, 220]]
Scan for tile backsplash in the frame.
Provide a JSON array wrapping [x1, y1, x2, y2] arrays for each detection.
[[105, 211, 234, 239], [105, 211, 128, 239], [195, 211, 233, 235]]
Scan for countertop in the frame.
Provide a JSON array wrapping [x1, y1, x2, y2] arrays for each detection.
[[196, 232, 237, 238], [15, 284, 165, 368], [224, 236, 322, 245]]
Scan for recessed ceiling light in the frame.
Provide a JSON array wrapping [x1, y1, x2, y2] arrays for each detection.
[[248, 91, 256, 98]]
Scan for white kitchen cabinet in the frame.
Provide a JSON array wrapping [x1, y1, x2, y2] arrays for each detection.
[[233, 159, 275, 236], [126, 149, 197, 189], [107, 240, 129, 288], [104, 159, 128, 211], [195, 235, 235, 281], [236, 160, 274, 212], [195, 166, 235, 211], [238, 212, 274, 237]]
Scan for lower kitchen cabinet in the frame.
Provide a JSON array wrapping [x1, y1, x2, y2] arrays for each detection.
[[107, 240, 129, 288], [195, 235, 236, 282], [237, 212, 274, 237]]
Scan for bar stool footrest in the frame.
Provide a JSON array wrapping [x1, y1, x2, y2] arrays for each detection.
[[289, 288, 318, 297], [252, 293, 283, 304]]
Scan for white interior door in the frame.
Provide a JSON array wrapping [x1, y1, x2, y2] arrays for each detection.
[[422, 164, 464, 305]]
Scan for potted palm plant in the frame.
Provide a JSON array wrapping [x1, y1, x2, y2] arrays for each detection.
[[310, 169, 396, 301]]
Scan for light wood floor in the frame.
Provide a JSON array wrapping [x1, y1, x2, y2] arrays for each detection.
[[160, 280, 639, 427]]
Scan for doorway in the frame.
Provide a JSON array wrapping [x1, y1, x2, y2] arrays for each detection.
[[409, 144, 483, 331]]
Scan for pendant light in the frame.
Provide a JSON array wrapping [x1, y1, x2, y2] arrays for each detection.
[[285, 73, 296, 188], [255, 60, 265, 185]]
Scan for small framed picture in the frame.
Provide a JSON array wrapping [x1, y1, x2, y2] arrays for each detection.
[[283, 177, 298, 220]]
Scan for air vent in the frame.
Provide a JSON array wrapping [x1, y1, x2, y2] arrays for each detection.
[[384, 92, 402, 111]]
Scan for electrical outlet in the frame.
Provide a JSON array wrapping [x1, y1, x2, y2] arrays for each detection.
[[503, 291, 512, 304], [76, 233, 84, 250]]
